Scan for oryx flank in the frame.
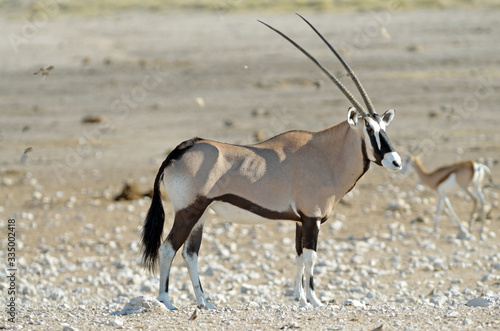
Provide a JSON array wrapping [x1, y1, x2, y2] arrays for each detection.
[[411, 155, 492, 238], [142, 14, 402, 310]]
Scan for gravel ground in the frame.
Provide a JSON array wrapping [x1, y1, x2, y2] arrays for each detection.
[[1, 5, 500, 331]]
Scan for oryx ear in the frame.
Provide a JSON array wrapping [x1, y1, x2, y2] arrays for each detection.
[[382, 109, 395, 126], [347, 107, 359, 127]]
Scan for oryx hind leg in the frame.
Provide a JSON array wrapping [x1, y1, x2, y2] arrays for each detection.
[[182, 210, 215, 309], [158, 240, 176, 310], [158, 197, 211, 310]]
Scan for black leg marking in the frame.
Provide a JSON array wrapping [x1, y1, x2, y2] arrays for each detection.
[[301, 216, 321, 251], [185, 225, 204, 257], [166, 196, 211, 251], [295, 222, 303, 257], [198, 277, 203, 293], [298, 214, 323, 306]]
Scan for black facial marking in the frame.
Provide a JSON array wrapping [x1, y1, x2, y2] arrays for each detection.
[[365, 121, 374, 133], [364, 116, 396, 167]]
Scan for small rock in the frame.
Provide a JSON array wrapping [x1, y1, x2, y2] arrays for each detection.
[[112, 317, 124, 327], [119, 296, 167, 315], [466, 297, 495, 307], [407, 43, 423, 52], [241, 283, 256, 294], [343, 299, 365, 308], [81, 115, 106, 124]]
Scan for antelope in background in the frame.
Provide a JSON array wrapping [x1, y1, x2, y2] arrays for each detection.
[[410, 155, 492, 238], [141, 14, 402, 310]]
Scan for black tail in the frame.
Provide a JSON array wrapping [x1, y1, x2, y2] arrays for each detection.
[[141, 159, 168, 272], [141, 137, 203, 272]]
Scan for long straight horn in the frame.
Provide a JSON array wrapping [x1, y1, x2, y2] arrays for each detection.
[[296, 13, 376, 115], [258, 20, 368, 117]]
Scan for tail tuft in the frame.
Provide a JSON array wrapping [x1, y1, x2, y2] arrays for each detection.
[[141, 165, 166, 272]]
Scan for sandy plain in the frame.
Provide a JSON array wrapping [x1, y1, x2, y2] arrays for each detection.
[[1, 4, 500, 330]]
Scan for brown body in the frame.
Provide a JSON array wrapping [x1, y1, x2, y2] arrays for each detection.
[[165, 121, 368, 220], [412, 157, 473, 191]]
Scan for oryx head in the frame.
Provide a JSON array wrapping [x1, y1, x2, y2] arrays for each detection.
[[347, 107, 401, 171], [260, 14, 402, 172]]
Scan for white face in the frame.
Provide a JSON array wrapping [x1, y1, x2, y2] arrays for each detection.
[[348, 107, 402, 171]]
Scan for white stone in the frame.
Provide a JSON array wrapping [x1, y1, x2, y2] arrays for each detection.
[[343, 299, 365, 308], [119, 296, 167, 315]]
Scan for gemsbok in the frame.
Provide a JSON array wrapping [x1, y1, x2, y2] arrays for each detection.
[[411, 155, 492, 238], [142, 14, 402, 310]]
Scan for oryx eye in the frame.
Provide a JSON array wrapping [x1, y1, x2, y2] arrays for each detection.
[[365, 124, 373, 133]]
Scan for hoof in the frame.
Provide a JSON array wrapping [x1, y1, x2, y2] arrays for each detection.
[[160, 301, 177, 311], [308, 298, 323, 308], [158, 294, 177, 311], [198, 300, 216, 310]]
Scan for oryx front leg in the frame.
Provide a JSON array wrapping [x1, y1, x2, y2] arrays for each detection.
[[294, 223, 305, 304], [300, 217, 322, 308], [182, 212, 215, 310]]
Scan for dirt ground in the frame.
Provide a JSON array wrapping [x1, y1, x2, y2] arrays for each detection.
[[1, 5, 500, 331]]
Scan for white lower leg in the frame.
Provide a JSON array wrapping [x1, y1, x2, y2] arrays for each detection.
[[182, 214, 214, 309], [158, 242, 177, 310], [294, 254, 306, 306], [303, 248, 322, 307], [184, 252, 215, 309]]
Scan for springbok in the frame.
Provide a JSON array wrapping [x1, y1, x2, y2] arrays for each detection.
[[141, 15, 402, 310], [410, 155, 492, 237]]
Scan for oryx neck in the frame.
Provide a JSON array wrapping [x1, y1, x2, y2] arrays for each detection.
[[314, 120, 369, 179]]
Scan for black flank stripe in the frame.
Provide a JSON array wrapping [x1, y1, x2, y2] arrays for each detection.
[[215, 194, 300, 221]]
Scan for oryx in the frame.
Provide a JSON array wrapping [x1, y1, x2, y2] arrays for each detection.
[[142, 14, 402, 310]]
